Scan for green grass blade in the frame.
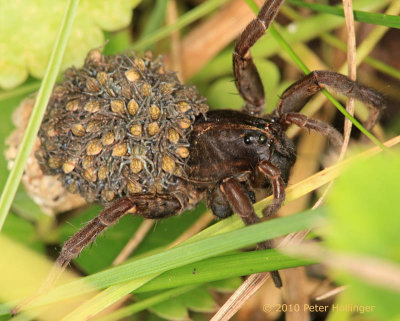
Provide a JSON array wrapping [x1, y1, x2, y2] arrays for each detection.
[[0, 0, 80, 231], [287, 0, 400, 29], [66, 249, 313, 321], [134, 250, 314, 293], [3, 209, 324, 314]]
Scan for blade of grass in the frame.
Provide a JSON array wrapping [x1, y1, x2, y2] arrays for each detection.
[[0, 0, 80, 231], [287, 0, 400, 29], [94, 249, 314, 321], [53, 212, 323, 321], [14, 209, 324, 311], [133, 250, 315, 293]]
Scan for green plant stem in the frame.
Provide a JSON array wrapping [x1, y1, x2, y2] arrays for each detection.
[[0, 0, 80, 231]]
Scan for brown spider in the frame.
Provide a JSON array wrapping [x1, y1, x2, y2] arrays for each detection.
[[21, 0, 385, 304]]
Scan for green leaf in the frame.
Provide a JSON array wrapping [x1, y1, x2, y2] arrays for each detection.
[[95, 286, 199, 321], [2, 212, 44, 253], [0, 0, 141, 89], [177, 286, 216, 313], [147, 296, 189, 321], [140, 286, 216, 321], [12, 186, 46, 223], [206, 59, 280, 111], [206, 77, 243, 110], [103, 30, 133, 56], [208, 277, 243, 293], [325, 151, 400, 320]]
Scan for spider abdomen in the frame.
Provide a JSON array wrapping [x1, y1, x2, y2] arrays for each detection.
[[36, 50, 208, 204]]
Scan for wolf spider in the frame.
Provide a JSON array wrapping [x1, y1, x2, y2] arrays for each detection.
[[16, 0, 385, 311]]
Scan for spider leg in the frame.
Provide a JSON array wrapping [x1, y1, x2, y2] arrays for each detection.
[[257, 160, 286, 218], [281, 112, 343, 147], [12, 194, 181, 314], [56, 194, 181, 270], [275, 70, 386, 130], [233, 0, 285, 116], [220, 177, 283, 288]]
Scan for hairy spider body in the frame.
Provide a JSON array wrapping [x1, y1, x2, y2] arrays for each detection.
[[20, 0, 386, 307]]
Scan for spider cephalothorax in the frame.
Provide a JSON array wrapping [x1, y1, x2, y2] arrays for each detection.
[[31, 0, 385, 297]]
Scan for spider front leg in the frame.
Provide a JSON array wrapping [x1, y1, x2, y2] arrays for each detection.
[[233, 0, 285, 116], [220, 176, 283, 288], [257, 160, 286, 218], [275, 70, 386, 131]]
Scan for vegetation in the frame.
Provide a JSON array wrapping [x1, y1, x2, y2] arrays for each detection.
[[0, 0, 399, 320]]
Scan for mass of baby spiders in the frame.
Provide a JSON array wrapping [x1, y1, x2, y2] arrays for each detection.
[[13, 0, 386, 314]]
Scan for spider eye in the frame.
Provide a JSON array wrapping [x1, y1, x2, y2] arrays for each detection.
[[244, 134, 252, 144], [258, 135, 267, 144]]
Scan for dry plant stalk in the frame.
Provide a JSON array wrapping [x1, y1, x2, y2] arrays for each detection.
[[340, 0, 357, 159]]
